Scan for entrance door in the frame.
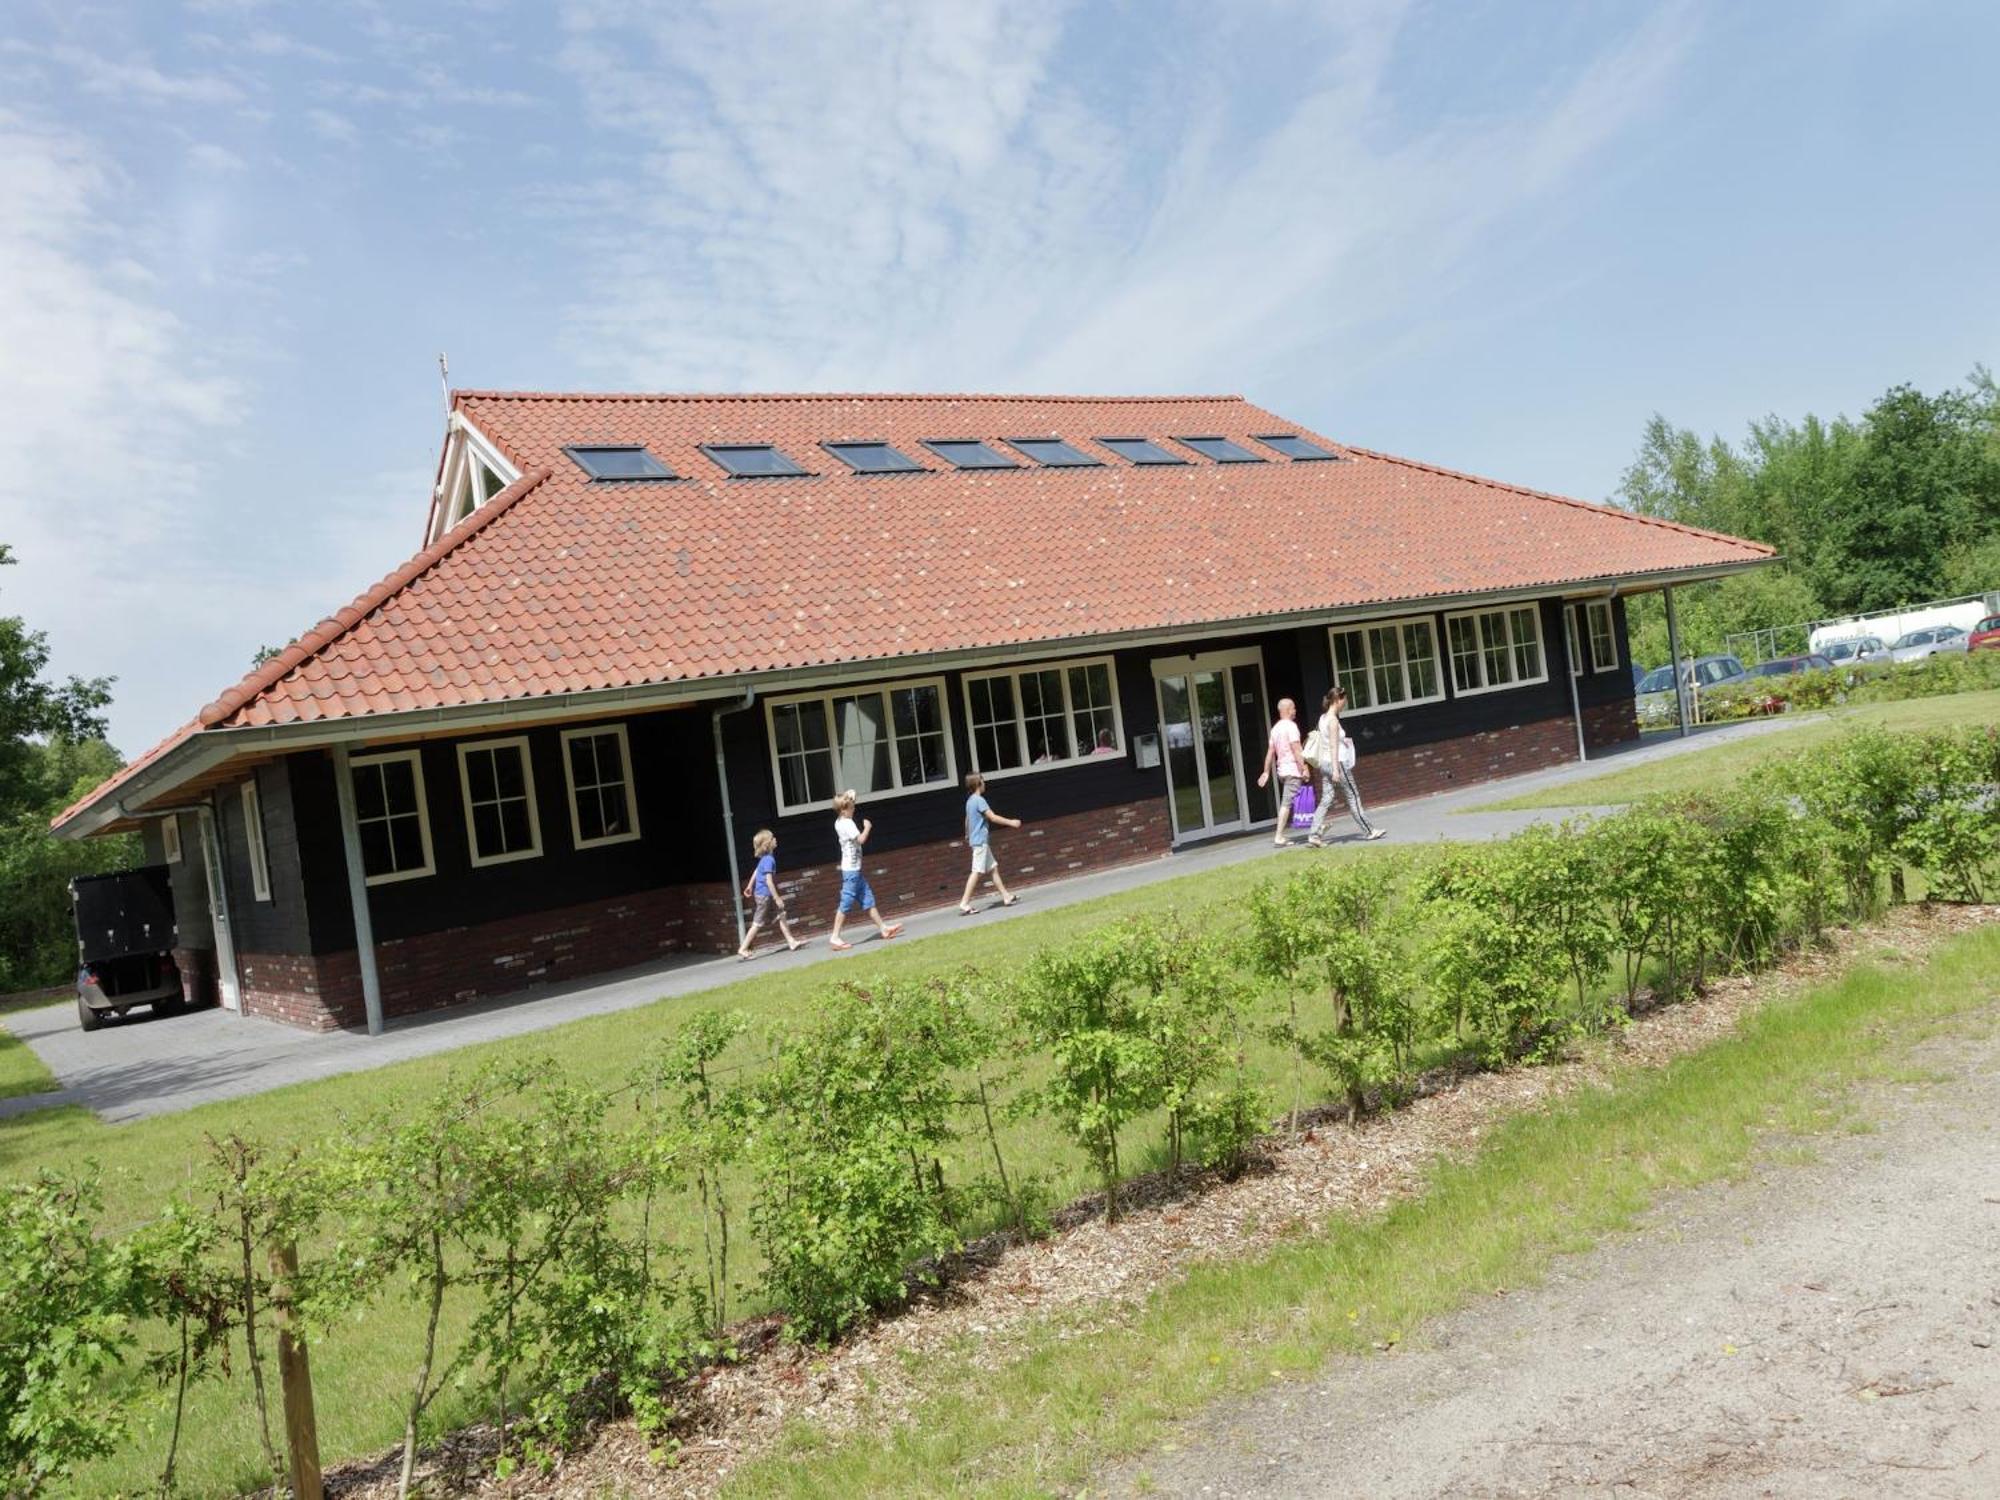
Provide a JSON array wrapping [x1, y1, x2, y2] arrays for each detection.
[[1151, 648, 1269, 842], [196, 809, 242, 1012]]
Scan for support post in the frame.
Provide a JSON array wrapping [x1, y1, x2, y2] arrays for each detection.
[[711, 688, 757, 948], [194, 806, 243, 1012], [1663, 584, 1691, 738], [1564, 604, 1588, 765], [329, 744, 386, 1035], [268, 1240, 323, 1500]]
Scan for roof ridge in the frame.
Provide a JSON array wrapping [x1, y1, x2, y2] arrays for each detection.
[[197, 465, 554, 728], [1343, 445, 1778, 557], [453, 389, 1248, 406]]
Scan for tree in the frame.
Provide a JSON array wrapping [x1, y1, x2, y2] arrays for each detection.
[[0, 547, 133, 991]]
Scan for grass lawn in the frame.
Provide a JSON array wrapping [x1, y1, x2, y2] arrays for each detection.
[[718, 919, 2000, 1498], [0, 1024, 58, 1100], [1470, 687, 2000, 812]]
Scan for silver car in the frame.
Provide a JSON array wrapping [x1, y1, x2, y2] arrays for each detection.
[[1887, 626, 1969, 664], [1821, 636, 1885, 665]]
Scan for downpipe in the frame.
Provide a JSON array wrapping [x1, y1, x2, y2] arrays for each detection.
[[711, 687, 758, 948]]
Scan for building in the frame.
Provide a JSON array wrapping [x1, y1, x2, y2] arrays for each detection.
[[52, 392, 1773, 1032]]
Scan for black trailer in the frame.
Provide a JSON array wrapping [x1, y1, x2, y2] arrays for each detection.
[[71, 865, 185, 1032]]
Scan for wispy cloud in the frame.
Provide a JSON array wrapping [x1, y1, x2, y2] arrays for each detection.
[[0, 110, 242, 740], [549, 0, 1695, 399], [25, 42, 245, 105], [306, 105, 359, 143]]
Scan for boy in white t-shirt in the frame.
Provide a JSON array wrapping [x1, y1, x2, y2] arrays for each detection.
[[828, 789, 904, 951]]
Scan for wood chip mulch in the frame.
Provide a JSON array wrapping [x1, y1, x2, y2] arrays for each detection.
[[331, 904, 1998, 1500]]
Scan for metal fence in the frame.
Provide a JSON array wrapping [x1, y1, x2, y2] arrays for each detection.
[[1723, 589, 1999, 666]]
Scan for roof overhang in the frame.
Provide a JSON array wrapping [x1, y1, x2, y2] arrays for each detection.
[[55, 554, 1772, 841]]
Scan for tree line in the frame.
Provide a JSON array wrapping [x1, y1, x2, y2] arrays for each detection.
[[1617, 371, 2000, 666]]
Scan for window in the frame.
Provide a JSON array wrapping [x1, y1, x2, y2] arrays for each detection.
[[564, 445, 677, 481], [962, 656, 1124, 775], [1327, 616, 1444, 714], [1563, 604, 1614, 677], [1257, 434, 1338, 461], [1097, 437, 1186, 466], [561, 725, 641, 849], [240, 778, 271, 902], [1004, 437, 1099, 467], [765, 678, 954, 813], [1445, 605, 1547, 695], [1177, 436, 1261, 463], [438, 428, 519, 534], [923, 439, 1016, 469], [457, 736, 542, 867], [824, 441, 924, 474], [160, 815, 182, 865], [350, 750, 435, 885], [700, 444, 808, 477]]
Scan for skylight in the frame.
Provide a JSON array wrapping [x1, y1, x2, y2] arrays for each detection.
[[1005, 437, 1100, 468], [1257, 434, 1339, 461], [1097, 437, 1187, 466], [564, 445, 677, 481], [1177, 437, 1262, 464], [922, 439, 1016, 469], [824, 441, 925, 474], [700, 444, 809, 477]]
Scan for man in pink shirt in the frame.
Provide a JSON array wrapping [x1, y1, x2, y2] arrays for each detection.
[[1255, 698, 1306, 848]]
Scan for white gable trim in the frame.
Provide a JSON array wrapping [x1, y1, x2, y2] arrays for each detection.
[[427, 416, 521, 545]]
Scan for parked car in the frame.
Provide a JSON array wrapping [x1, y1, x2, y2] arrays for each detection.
[[71, 864, 185, 1032], [1967, 614, 2000, 651], [1887, 625, 1969, 664], [1631, 663, 1647, 691], [1635, 654, 1747, 727], [1746, 654, 1835, 678], [1820, 635, 1886, 665]]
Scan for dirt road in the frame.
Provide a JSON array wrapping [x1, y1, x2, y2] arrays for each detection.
[[1101, 1012, 2000, 1499]]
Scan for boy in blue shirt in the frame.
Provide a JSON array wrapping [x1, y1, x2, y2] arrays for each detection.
[[738, 828, 805, 959], [959, 772, 1023, 914]]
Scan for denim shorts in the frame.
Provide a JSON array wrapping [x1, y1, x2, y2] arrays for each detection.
[[837, 870, 875, 913]]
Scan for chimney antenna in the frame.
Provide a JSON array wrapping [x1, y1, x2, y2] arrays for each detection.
[[438, 352, 451, 417]]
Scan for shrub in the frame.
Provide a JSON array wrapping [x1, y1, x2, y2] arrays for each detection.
[[1419, 843, 1572, 1062], [0, 1171, 148, 1498], [1764, 728, 1923, 914], [750, 978, 980, 1341], [1893, 729, 1998, 902]]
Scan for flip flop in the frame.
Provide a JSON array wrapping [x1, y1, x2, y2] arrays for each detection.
[[1000, 896, 1019, 907], [828, 939, 854, 952], [881, 923, 904, 939], [959, 906, 977, 916]]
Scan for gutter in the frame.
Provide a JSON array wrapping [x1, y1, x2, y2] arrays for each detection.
[[59, 555, 1775, 840], [711, 686, 757, 948]]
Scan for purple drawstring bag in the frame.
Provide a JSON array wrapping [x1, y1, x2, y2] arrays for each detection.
[[1292, 781, 1317, 828]]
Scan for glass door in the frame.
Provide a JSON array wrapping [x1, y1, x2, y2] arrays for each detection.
[[1152, 648, 1265, 842]]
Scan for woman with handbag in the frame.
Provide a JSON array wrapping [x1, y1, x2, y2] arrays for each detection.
[[1307, 686, 1386, 845]]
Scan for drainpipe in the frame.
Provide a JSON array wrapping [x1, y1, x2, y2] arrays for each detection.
[[122, 798, 242, 1014], [328, 744, 386, 1036], [712, 687, 758, 948], [1663, 584, 1691, 738]]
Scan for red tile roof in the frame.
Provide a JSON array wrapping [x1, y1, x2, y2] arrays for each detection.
[[57, 391, 1771, 830]]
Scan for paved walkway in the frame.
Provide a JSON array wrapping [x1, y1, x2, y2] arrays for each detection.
[[2, 717, 1808, 1125]]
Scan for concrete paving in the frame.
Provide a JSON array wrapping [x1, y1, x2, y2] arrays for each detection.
[[1, 716, 1809, 1126]]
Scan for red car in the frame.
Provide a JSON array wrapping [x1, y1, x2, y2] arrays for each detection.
[[1969, 614, 2000, 651]]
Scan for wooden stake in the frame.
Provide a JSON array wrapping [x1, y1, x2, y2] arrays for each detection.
[[267, 1241, 323, 1500]]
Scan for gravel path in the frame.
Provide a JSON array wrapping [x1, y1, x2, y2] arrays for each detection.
[[1100, 1009, 2000, 1498]]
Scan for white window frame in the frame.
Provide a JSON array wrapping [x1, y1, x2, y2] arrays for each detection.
[[960, 654, 1127, 779], [1443, 604, 1550, 697], [160, 814, 182, 865], [350, 749, 436, 886], [431, 420, 520, 541], [456, 735, 544, 868], [1584, 600, 1620, 673], [1325, 615, 1447, 717], [240, 778, 272, 902], [560, 724, 642, 850], [763, 675, 958, 816]]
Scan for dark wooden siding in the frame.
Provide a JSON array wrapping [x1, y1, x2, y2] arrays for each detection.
[[138, 813, 213, 952], [212, 761, 313, 955]]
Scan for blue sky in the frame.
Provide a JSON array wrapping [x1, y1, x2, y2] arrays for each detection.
[[2, 0, 1996, 755]]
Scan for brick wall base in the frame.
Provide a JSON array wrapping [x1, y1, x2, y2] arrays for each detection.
[[1352, 713, 1577, 807], [171, 946, 217, 1010], [236, 796, 1174, 1031], [1581, 695, 1641, 751]]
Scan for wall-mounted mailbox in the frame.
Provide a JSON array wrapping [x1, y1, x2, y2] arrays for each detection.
[[1133, 732, 1161, 770]]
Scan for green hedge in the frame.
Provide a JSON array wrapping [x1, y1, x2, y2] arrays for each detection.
[[6, 724, 1997, 1497], [1702, 646, 2000, 722]]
